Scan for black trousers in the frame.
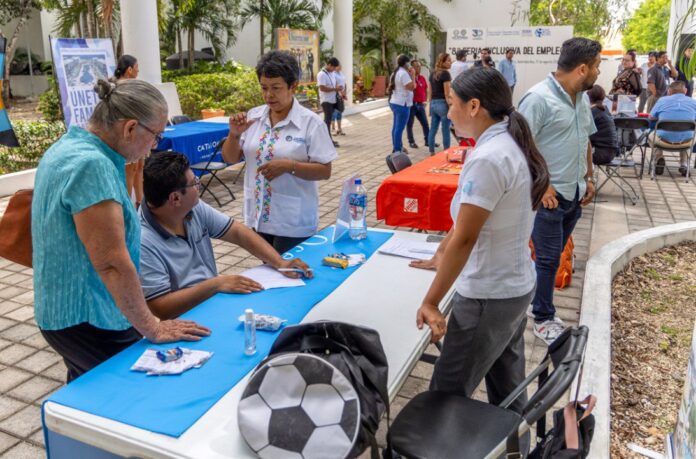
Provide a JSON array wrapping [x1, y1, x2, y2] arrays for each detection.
[[321, 102, 336, 139], [41, 322, 141, 382], [407, 102, 430, 144], [258, 232, 309, 256]]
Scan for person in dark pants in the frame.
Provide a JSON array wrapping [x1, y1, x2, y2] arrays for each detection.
[[588, 85, 619, 165], [33, 79, 210, 382], [412, 68, 549, 423], [519, 37, 601, 345], [406, 59, 430, 149], [317, 57, 341, 147]]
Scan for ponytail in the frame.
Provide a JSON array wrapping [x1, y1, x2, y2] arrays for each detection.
[[450, 67, 550, 210]]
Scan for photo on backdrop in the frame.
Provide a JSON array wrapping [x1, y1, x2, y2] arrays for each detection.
[[50, 38, 116, 128], [275, 29, 320, 83]]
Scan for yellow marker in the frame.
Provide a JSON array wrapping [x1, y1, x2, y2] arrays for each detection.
[[322, 256, 349, 269]]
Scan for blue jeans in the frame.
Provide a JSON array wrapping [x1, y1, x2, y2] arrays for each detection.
[[428, 99, 451, 153], [390, 103, 411, 152], [407, 102, 430, 144], [530, 189, 582, 323]]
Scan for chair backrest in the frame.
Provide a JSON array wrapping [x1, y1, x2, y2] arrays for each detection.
[[386, 151, 412, 174], [655, 120, 696, 132], [170, 115, 193, 125], [192, 137, 227, 170], [521, 326, 589, 425], [613, 117, 650, 131]]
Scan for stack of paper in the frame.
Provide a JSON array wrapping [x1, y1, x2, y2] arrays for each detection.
[[240, 265, 306, 289], [131, 348, 213, 376], [378, 238, 439, 261]]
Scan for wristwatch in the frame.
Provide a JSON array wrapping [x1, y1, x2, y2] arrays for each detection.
[[585, 176, 595, 184]]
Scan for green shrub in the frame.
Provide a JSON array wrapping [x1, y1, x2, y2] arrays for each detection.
[[171, 69, 264, 118], [0, 120, 65, 174], [161, 60, 244, 82], [37, 76, 63, 122]]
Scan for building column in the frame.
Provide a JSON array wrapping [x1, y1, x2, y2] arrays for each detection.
[[120, 0, 162, 84], [333, 0, 353, 106]]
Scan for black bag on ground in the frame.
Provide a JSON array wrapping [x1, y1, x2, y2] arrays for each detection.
[[237, 321, 389, 459], [528, 405, 595, 459]]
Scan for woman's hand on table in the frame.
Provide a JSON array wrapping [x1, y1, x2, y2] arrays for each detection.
[[149, 319, 211, 343], [275, 258, 314, 279], [416, 303, 447, 343], [215, 274, 264, 294], [409, 253, 440, 271], [258, 159, 294, 181], [228, 112, 255, 138]]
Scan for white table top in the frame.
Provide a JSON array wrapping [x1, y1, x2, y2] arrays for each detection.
[[44, 229, 454, 459]]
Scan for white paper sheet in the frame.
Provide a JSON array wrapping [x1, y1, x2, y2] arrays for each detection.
[[377, 238, 440, 260], [240, 265, 306, 290]]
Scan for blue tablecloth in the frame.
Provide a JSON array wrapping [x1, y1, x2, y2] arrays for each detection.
[[157, 121, 230, 166], [45, 228, 394, 438]]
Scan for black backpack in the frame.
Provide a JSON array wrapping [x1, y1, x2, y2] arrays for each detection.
[[238, 321, 389, 459], [529, 405, 595, 459]]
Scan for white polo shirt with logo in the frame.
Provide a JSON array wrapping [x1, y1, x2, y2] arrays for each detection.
[[240, 98, 338, 238]]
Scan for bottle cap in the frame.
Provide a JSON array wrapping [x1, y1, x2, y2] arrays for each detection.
[[245, 309, 254, 320], [355, 178, 362, 185]]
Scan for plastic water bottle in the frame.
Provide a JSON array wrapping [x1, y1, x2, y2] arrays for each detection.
[[349, 179, 368, 240], [244, 309, 256, 356]]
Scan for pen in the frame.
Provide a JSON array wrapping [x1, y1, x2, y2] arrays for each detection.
[[409, 249, 436, 254], [277, 268, 313, 274]]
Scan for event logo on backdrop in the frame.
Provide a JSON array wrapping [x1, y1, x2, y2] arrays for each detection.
[[0, 36, 18, 147], [50, 38, 116, 128], [447, 26, 573, 103], [275, 29, 320, 83]]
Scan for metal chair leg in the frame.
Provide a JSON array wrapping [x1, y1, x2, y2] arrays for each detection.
[[199, 173, 223, 207]]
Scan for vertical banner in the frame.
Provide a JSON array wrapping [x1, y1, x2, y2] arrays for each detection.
[[275, 29, 320, 83], [672, 321, 696, 458], [50, 38, 116, 128], [446, 26, 574, 104], [0, 36, 19, 147]]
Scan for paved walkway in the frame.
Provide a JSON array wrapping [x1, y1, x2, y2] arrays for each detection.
[[0, 107, 694, 457]]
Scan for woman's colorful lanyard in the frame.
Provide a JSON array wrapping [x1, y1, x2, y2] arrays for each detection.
[[254, 125, 281, 225]]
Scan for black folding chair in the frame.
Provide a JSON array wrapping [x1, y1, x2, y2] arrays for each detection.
[[613, 117, 650, 178], [386, 151, 412, 174], [386, 326, 589, 459], [648, 120, 696, 182], [170, 115, 193, 125], [190, 137, 235, 207]]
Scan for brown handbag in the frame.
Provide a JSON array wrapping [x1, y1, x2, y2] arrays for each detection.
[[0, 189, 33, 268]]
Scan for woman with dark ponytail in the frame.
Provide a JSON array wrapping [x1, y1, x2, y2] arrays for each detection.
[[388, 54, 415, 153], [114, 54, 139, 80], [411, 67, 549, 418]]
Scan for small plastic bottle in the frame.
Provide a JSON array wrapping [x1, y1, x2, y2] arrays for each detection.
[[348, 179, 368, 240], [244, 309, 256, 356]]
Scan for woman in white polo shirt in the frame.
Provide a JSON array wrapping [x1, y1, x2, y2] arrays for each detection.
[[388, 54, 415, 153], [222, 51, 337, 254], [412, 67, 550, 415]]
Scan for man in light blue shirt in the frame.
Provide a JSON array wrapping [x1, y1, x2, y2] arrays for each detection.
[[649, 80, 696, 176], [498, 49, 517, 93], [518, 37, 601, 345]]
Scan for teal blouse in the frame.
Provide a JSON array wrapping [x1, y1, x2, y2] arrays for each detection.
[[32, 126, 140, 331]]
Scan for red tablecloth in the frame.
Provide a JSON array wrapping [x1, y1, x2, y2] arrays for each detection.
[[376, 150, 462, 231]]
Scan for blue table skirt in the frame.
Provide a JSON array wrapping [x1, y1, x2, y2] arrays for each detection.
[[157, 121, 230, 166]]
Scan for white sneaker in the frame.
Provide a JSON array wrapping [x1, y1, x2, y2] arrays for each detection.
[[533, 318, 566, 345]]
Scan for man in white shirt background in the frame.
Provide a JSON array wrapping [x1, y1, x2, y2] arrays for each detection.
[[318, 57, 342, 147], [449, 49, 469, 82], [498, 49, 517, 94]]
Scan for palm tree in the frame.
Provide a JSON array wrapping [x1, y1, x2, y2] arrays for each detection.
[[240, 0, 331, 51], [354, 0, 451, 74]]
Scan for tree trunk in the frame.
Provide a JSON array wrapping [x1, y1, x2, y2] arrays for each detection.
[[188, 28, 194, 71], [177, 28, 184, 69], [85, 0, 96, 38], [3, 0, 33, 106], [380, 27, 388, 76]]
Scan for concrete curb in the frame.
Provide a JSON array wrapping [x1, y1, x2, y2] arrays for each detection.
[[574, 221, 696, 459]]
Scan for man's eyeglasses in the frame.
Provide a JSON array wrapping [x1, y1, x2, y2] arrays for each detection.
[[180, 176, 201, 191], [138, 122, 163, 147]]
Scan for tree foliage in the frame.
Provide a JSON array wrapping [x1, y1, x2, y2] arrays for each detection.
[[622, 0, 670, 53], [529, 0, 615, 42], [353, 0, 451, 75]]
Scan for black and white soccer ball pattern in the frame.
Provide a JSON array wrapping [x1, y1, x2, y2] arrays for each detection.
[[238, 353, 361, 459]]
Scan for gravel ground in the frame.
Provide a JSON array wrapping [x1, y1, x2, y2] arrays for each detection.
[[611, 241, 696, 457]]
